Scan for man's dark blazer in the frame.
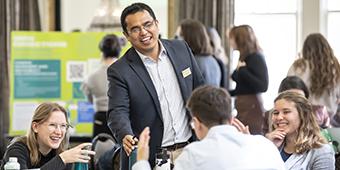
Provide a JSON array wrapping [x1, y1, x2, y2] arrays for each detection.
[[107, 39, 205, 169]]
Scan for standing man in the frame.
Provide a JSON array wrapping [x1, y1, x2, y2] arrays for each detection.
[[107, 3, 205, 169]]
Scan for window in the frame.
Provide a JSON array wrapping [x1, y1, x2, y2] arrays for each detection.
[[327, 0, 340, 60], [233, 0, 298, 109]]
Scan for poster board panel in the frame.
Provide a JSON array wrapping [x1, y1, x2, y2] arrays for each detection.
[[10, 31, 129, 136]]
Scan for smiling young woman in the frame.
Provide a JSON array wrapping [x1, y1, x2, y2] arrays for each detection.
[[266, 92, 335, 169], [0, 102, 95, 170]]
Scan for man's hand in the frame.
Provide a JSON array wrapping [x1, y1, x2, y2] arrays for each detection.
[[123, 134, 138, 156], [137, 127, 150, 161], [231, 118, 250, 134]]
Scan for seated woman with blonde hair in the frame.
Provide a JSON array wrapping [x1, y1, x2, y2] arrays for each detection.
[[0, 102, 95, 170], [266, 92, 335, 169]]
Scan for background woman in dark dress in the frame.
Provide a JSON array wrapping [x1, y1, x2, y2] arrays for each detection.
[[228, 25, 269, 135]]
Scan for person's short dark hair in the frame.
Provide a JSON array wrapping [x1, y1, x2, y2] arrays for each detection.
[[278, 76, 310, 98], [186, 85, 232, 128], [120, 3, 156, 34], [99, 34, 122, 58]]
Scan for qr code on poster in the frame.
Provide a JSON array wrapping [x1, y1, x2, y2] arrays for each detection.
[[66, 61, 87, 82]]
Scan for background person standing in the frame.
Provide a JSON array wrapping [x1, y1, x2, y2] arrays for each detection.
[[81, 34, 122, 138], [228, 25, 269, 135]]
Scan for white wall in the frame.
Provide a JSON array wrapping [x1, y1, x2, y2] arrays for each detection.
[[300, 0, 328, 49], [61, 0, 100, 32], [61, 0, 168, 37]]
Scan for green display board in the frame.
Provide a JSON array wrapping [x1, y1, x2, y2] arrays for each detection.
[[10, 31, 129, 136], [14, 60, 61, 98]]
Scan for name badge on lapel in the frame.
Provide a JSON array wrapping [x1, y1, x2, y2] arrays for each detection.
[[182, 67, 192, 78]]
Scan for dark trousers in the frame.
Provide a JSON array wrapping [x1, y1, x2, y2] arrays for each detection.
[[235, 94, 265, 135]]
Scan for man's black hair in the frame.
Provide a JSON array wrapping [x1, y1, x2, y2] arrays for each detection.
[[120, 3, 156, 34]]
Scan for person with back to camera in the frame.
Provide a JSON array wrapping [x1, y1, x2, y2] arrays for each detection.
[[206, 27, 228, 65], [206, 27, 229, 89], [178, 19, 222, 87], [107, 2, 205, 170], [228, 25, 269, 135], [0, 102, 95, 170], [81, 34, 122, 138], [132, 85, 285, 170], [287, 33, 340, 126], [266, 91, 335, 169]]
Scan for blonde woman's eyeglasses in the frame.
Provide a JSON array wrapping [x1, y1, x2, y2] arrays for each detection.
[[45, 122, 70, 132]]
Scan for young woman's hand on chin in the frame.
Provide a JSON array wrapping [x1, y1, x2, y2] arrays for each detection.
[[265, 128, 286, 147]]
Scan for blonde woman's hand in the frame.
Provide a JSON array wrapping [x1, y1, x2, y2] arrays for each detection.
[[265, 129, 286, 147], [59, 143, 95, 164], [231, 118, 250, 134]]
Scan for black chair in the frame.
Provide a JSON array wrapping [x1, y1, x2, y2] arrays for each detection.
[[96, 145, 121, 170], [91, 133, 117, 170]]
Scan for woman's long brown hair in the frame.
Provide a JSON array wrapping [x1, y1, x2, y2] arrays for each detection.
[[229, 25, 262, 61], [293, 33, 340, 97]]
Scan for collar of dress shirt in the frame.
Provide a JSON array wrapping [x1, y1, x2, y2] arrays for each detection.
[[135, 40, 167, 62]]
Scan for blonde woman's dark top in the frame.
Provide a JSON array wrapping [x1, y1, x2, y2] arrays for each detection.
[[0, 141, 72, 170]]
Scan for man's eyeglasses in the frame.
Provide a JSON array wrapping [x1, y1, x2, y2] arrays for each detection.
[[128, 20, 155, 35], [45, 122, 70, 132]]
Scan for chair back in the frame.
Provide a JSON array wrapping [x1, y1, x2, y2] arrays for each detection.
[[91, 133, 117, 169]]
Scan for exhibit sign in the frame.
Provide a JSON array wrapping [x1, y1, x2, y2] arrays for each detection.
[[10, 31, 129, 136]]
